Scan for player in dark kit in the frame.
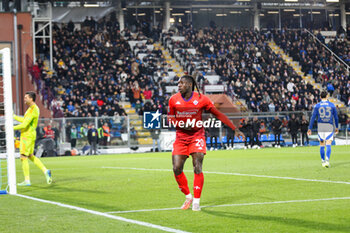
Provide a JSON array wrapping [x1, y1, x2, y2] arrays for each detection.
[[168, 75, 245, 211]]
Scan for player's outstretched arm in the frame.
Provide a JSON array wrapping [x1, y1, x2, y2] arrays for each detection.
[[13, 113, 35, 131], [209, 107, 245, 141], [13, 114, 24, 123]]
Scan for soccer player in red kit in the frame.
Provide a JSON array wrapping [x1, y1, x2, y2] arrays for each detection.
[[168, 75, 245, 211]]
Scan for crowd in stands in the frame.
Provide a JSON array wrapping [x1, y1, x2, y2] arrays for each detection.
[[25, 18, 350, 151], [324, 25, 350, 65], [273, 28, 350, 107], [163, 24, 337, 112], [35, 15, 167, 118], [33, 17, 349, 121]]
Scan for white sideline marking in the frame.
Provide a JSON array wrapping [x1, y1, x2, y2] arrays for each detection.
[[15, 194, 190, 233], [106, 197, 350, 214], [102, 166, 350, 185]]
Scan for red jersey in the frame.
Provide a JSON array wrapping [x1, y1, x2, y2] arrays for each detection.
[[168, 92, 214, 136], [44, 129, 55, 139]]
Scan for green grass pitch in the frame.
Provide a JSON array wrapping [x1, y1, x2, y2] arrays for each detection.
[[1, 145, 350, 233]]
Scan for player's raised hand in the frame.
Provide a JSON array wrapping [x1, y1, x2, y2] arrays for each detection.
[[235, 129, 245, 141], [307, 129, 312, 136]]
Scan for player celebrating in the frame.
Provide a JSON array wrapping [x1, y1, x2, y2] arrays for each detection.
[[168, 75, 244, 211], [14, 92, 52, 186], [308, 91, 339, 168]]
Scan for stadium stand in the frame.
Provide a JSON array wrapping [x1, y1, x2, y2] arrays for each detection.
[[34, 20, 349, 119], [272, 29, 350, 108], [28, 8, 349, 149], [162, 25, 331, 112]]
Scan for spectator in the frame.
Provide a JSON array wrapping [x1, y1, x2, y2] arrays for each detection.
[[150, 128, 161, 152], [36, 123, 46, 141], [52, 122, 60, 148], [130, 127, 137, 140], [65, 122, 72, 143], [44, 125, 55, 140], [300, 115, 309, 146], [209, 118, 220, 151], [70, 124, 78, 148], [143, 85, 153, 103], [240, 118, 252, 149], [288, 114, 300, 147], [271, 116, 282, 148], [87, 124, 99, 155], [251, 117, 261, 148], [102, 122, 111, 146], [225, 123, 235, 150], [80, 123, 89, 139]]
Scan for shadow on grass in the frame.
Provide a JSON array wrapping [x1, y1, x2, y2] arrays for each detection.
[[204, 194, 253, 206], [18, 183, 109, 195], [202, 209, 350, 232], [329, 161, 350, 168], [16, 189, 129, 213]]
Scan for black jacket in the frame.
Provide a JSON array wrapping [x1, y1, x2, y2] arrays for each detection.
[[88, 128, 99, 143], [252, 120, 260, 134], [271, 119, 282, 133], [300, 120, 309, 133], [288, 119, 300, 133], [241, 120, 252, 135]]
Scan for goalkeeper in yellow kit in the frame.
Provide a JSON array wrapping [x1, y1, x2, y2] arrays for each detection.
[[14, 92, 52, 186]]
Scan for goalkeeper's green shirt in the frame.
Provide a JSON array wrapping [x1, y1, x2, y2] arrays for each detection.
[[13, 104, 40, 138]]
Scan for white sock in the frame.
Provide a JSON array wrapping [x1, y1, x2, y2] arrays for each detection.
[[185, 193, 192, 199], [193, 198, 200, 205]]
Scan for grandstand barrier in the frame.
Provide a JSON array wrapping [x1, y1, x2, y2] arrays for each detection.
[[204, 85, 226, 93], [204, 75, 220, 85], [171, 36, 185, 41]]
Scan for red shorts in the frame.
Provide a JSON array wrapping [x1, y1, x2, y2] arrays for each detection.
[[172, 130, 206, 156]]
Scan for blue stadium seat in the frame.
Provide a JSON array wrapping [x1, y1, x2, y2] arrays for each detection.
[[221, 136, 227, 143], [206, 137, 211, 144], [268, 134, 275, 142], [260, 134, 268, 142], [280, 135, 284, 141]]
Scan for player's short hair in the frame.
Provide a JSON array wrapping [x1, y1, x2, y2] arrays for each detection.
[[181, 75, 201, 96], [320, 90, 328, 98], [25, 91, 36, 102]]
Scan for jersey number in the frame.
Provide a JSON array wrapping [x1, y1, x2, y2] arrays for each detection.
[[318, 107, 332, 118], [195, 139, 204, 147]]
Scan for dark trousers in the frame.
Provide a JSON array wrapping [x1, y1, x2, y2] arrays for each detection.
[[103, 136, 109, 146], [291, 133, 298, 144], [244, 133, 251, 147], [89, 141, 97, 155], [227, 136, 234, 148], [211, 136, 218, 148], [301, 132, 309, 145], [71, 138, 76, 148], [251, 133, 260, 146], [274, 133, 281, 145]]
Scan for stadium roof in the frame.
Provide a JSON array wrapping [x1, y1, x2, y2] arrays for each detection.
[[48, 0, 350, 6], [46, 0, 350, 10]]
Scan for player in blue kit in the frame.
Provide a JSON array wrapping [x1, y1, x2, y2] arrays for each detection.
[[308, 91, 339, 168]]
